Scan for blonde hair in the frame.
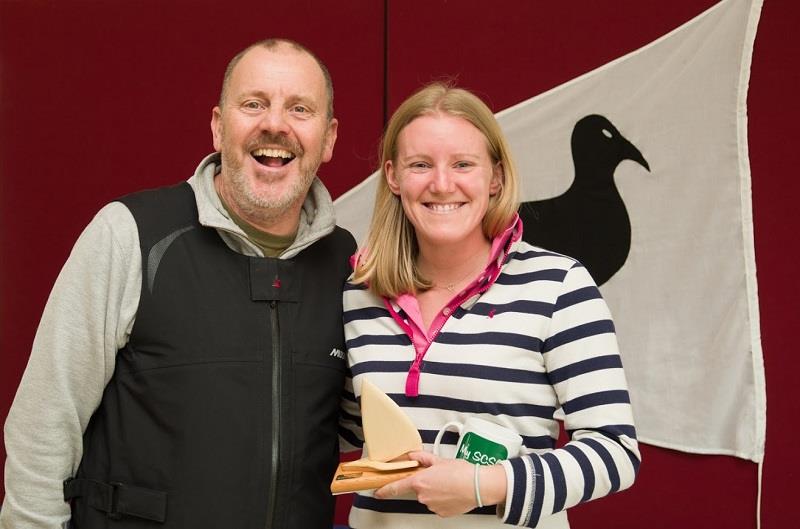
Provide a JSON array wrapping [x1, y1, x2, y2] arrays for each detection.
[[353, 82, 520, 298]]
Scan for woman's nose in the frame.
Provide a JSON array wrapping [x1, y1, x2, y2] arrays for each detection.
[[429, 166, 455, 193]]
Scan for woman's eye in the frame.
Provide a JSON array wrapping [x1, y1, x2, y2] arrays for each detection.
[[454, 161, 472, 169]]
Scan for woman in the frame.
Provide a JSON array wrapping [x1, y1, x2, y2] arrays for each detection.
[[339, 83, 640, 528]]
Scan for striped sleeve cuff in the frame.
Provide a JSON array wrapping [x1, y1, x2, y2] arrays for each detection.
[[500, 455, 543, 527]]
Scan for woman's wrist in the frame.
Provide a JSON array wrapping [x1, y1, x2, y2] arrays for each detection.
[[477, 464, 508, 506]]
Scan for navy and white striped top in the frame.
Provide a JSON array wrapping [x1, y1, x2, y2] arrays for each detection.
[[340, 236, 640, 529]]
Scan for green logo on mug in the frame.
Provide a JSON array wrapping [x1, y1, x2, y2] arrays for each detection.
[[456, 431, 509, 465]]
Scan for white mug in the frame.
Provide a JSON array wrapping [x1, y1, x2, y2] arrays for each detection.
[[433, 416, 523, 466]]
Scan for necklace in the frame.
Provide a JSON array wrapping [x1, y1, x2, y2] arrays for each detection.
[[428, 255, 488, 293], [439, 273, 473, 292]]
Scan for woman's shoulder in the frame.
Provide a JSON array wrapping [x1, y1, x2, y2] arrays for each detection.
[[343, 278, 385, 310], [505, 239, 583, 271]]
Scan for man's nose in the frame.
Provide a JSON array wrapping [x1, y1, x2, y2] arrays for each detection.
[[259, 107, 290, 134]]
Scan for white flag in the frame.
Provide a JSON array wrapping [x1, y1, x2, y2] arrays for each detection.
[[336, 0, 766, 462]]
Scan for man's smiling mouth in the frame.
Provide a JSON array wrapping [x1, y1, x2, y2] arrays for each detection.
[[251, 147, 295, 167]]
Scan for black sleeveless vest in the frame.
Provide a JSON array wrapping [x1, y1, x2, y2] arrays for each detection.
[[65, 183, 355, 528]]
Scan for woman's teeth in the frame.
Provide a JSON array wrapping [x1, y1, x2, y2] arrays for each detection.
[[425, 203, 462, 212]]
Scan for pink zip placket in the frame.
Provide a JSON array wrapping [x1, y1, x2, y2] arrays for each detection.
[[383, 215, 522, 397]]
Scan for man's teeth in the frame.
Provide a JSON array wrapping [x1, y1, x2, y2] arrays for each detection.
[[251, 147, 294, 159], [426, 203, 461, 212]]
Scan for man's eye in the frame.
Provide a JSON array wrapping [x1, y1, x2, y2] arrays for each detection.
[[292, 106, 309, 113], [243, 101, 263, 110]]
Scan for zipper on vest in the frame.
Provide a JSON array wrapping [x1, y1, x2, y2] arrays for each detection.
[[265, 300, 281, 528]]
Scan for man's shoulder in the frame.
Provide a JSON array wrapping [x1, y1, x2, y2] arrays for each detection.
[[301, 224, 356, 256], [115, 181, 193, 210], [293, 226, 357, 280], [113, 182, 199, 246], [329, 225, 357, 251]]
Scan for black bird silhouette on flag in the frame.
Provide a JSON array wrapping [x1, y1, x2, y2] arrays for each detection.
[[519, 114, 650, 286]]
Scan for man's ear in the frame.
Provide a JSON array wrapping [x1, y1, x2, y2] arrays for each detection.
[[490, 162, 504, 195], [321, 118, 338, 163], [211, 106, 223, 152], [385, 160, 401, 195]]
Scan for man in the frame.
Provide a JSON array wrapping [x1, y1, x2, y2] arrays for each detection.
[[1, 39, 355, 529]]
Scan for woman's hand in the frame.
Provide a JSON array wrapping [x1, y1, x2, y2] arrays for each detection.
[[374, 451, 475, 516], [374, 451, 507, 517]]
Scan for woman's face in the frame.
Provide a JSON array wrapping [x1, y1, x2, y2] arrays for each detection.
[[385, 113, 502, 252]]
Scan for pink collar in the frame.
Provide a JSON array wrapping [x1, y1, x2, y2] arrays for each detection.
[[383, 215, 522, 396]]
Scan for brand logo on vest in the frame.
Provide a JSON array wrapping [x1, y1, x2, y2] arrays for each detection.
[[329, 348, 345, 360]]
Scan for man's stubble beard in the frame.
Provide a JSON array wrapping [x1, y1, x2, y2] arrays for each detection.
[[220, 136, 323, 226], [225, 160, 317, 224]]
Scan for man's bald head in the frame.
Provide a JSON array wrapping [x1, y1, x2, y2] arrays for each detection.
[[218, 38, 334, 120]]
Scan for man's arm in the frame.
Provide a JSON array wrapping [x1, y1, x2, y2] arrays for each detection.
[[1, 202, 141, 529], [338, 368, 364, 453]]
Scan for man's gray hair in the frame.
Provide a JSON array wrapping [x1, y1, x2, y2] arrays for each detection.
[[218, 38, 334, 120]]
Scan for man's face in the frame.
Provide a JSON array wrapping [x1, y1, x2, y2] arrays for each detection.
[[211, 45, 337, 227]]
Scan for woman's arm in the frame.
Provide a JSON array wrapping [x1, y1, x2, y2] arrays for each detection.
[[500, 262, 640, 527], [374, 451, 507, 517]]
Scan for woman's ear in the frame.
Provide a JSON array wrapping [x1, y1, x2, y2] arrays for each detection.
[[490, 162, 504, 195], [385, 160, 401, 195]]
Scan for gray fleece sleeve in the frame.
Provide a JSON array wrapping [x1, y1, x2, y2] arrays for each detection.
[[1, 202, 141, 529]]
